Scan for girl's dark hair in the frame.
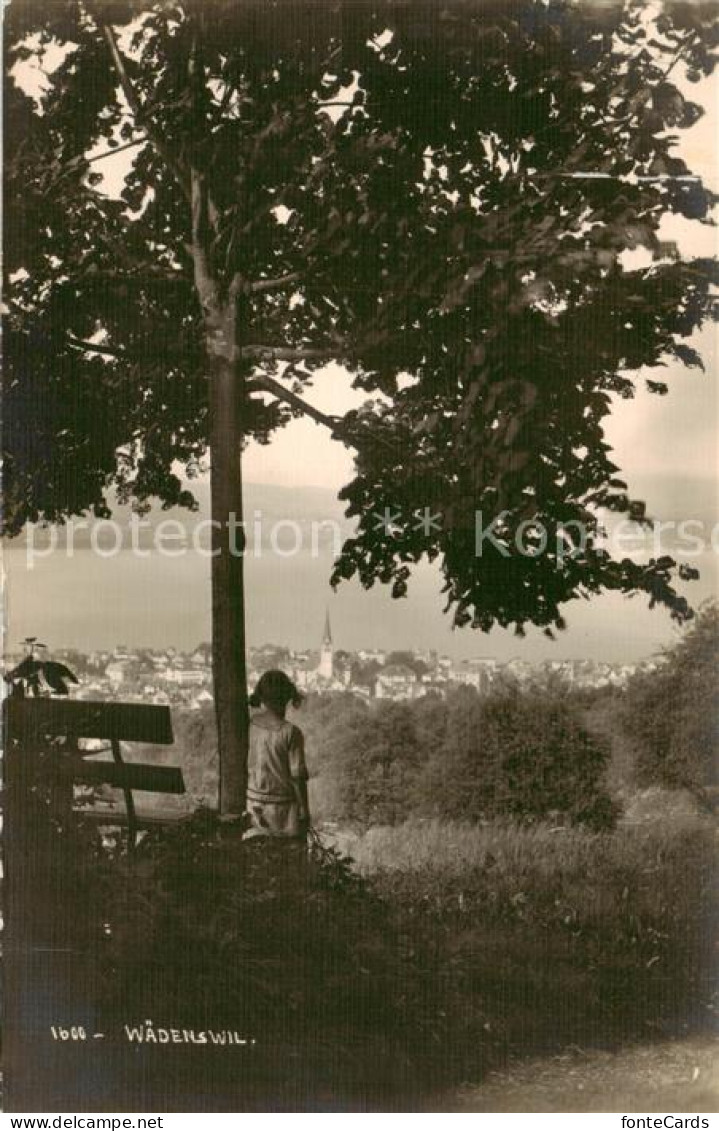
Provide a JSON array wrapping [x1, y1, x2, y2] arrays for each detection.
[[249, 669, 303, 711]]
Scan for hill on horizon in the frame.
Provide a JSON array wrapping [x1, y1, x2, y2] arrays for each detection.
[[4, 476, 716, 663]]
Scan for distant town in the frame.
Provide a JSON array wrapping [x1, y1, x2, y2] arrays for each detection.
[[5, 612, 662, 709]]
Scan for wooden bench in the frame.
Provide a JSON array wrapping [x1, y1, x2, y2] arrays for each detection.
[[3, 697, 186, 853]]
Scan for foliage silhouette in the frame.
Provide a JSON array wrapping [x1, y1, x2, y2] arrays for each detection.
[[5, 0, 719, 801]]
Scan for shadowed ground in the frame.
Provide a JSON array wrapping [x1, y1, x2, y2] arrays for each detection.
[[437, 1039, 718, 1113]]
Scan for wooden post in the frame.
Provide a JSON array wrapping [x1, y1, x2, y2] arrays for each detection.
[[110, 737, 138, 854]]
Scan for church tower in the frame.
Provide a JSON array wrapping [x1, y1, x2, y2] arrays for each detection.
[[318, 608, 333, 680]]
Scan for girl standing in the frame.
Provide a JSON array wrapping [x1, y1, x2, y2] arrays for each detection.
[[244, 670, 310, 840]]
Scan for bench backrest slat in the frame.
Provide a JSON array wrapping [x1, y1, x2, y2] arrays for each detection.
[[68, 760, 185, 794], [4, 698, 174, 744]]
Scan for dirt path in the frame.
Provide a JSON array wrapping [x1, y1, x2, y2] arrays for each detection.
[[435, 1039, 718, 1113]]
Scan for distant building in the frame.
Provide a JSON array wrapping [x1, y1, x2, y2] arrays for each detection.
[[502, 658, 534, 684], [317, 609, 334, 680], [290, 656, 318, 690], [449, 658, 497, 693], [280, 613, 347, 693], [375, 663, 419, 700], [164, 668, 206, 686], [106, 661, 128, 686]]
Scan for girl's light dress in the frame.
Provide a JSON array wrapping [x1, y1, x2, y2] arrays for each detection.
[[244, 711, 308, 839]]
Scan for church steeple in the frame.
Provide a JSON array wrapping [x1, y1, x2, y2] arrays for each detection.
[[318, 608, 333, 679]]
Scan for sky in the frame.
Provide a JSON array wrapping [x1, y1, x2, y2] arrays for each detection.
[[4, 15, 718, 661]]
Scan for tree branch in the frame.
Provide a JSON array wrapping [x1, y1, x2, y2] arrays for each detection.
[[78, 267, 191, 285], [65, 333, 190, 364], [251, 372, 401, 456], [250, 374, 343, 433], [185, 30, 225, 326], [656, 30, 697, 84], [248, 272, 301, 295], [97, 16, 191, 201], [66, 334, 130, 360], [240, 344, 341, 362], [190, 166, 222, 316], [49, 137, 148, 191], [85, 136, 147, 165]]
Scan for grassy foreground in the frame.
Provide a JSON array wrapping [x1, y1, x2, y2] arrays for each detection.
[[331, 794, 717, 1079], [8, 790, 716, 1110]]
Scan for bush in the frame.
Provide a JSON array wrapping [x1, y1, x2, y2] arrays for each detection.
[[317, 700, 426, 825], [415, 688, 618, 830], [623, 603, 719, 796], [297, 687, 617, 831]]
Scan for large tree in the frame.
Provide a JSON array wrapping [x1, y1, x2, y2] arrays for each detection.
[[4, 0, 718, 812]]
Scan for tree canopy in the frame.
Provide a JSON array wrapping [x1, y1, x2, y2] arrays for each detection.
[[5, 0, 719, 634]]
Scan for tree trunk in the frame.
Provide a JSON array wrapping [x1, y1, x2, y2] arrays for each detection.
[[209, 341, 248, 817]]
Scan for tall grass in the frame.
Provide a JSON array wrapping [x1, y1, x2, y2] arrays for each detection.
[[327, 799, 717, 1073], [344, 817, 602, 878]]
